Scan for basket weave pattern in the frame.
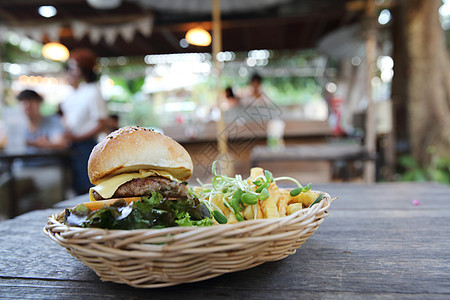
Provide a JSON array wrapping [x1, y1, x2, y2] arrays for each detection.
[[44, 192, 332, 288]]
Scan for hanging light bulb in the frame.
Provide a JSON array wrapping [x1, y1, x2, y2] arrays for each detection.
[[185, 28, 211, 46], [38, 6, 57, 18], [42, 42, 70, 61]]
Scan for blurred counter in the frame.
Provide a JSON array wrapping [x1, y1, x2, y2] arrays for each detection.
[[162, 120, 331, 143], [161, 120, 332, 184]]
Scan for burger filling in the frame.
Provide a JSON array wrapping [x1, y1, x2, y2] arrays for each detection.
[[92, 176, 188, 200], [64, 190, 213, 229]]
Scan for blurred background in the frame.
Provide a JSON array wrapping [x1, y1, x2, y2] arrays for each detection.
[[0, 0, 449, 219]]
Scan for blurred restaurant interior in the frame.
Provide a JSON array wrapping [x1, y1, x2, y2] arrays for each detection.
[[0, 0, 449, 219]]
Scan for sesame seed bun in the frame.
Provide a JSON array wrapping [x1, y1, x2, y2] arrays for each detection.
[[88, 126, 193, 185]]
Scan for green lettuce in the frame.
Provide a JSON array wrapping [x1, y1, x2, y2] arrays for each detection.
[[63, 192, 212, 230], [175, 211, 214, 227]]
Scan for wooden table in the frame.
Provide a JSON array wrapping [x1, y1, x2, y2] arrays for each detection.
[[0, 149, 71, 218], [251, 143, 375, 182], [1, 182, 449, 299]]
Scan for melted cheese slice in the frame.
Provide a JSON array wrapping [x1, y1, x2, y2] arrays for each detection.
[[89, 170, 179, 201]]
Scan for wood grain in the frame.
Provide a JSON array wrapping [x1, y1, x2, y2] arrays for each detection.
[[1, 183, 450, 299]]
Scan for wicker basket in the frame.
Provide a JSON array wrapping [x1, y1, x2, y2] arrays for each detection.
[[44, 191, 334, 288]]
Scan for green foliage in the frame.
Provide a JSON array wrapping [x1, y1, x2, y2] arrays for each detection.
[[189, 78, 218, 106], [109, 76, 145, 101], [264, 76, 323, 105], [124, 98, 160, 128], [399, 154, 450, 185], [430, 156, 450, 184], [127, 77, 145, 95], [398, 155, 428, 182], [3, 38, 44, 63]]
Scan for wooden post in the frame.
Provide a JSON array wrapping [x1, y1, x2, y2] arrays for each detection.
[[364, 0, 377, 183], [0, 44, 4, 108], [212, 0, 233, 175], [212, 0, 222, 62]]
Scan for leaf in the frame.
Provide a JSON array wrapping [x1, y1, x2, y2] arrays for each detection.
[[241, 193, 258, 205], [308, 194, 324, 208], [303, 183, 312, 192], [64, 209, 88, 227], [265, 170, 274, 183], [290, 187, 303, 197], [230, 189, 244, 212], [142, 191, 164, 206], [258, 188, 269, 201], [115, 203, 133, 220], [255, 182, 270, 193], [72, 204, 91, 215], [213, 210, 228, 224], [235, 213, 245, 222], [175, 211, 214, 226], [253, 180, 263, 186]]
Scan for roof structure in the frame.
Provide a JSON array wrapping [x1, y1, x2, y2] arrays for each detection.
[[0, 0, 366, 56]]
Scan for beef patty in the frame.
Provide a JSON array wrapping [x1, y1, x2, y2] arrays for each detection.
[[92, 176, 189, 200]]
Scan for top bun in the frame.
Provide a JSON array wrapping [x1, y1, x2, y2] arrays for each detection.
[[88, 126, 193, 185]]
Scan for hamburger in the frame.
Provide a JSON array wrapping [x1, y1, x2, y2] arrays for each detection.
[[64, 126, 212, 229], [88, 126, 193, 202]]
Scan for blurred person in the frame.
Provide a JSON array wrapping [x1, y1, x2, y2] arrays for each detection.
[[221, 86, 242, 124], [0, 90, 68, 214], [224, 86, 240, 109], [107, 114, 120, 132], [98, 114, 120, 142], [56, 103, 64, 117], [17, 89, 67, 151], [239, 73, 272, 106], [61, 48, 108, 195]]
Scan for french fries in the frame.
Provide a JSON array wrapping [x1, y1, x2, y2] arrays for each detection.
[[249, 168, 280, 219], [264, 183, 282, 218], [210, 194, 230, 215], [226, 212, 239, 224], [199, 165, 325, 224], [225, 167, 323, 222], [243, 205, 253, 220], [289, 190, 320, 207], [286, 203, 303, 215]]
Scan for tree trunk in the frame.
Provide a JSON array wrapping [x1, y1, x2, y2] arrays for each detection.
[[403, 0, 450, 165], [391, 2, 409, 156]]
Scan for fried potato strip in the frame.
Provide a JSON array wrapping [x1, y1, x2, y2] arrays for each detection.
[[250, 167, 281, 219], [289, 190, 319, 206], [202, 167, 318, 223], [286, 203, 303, 215], [210, 193, 230, 216]]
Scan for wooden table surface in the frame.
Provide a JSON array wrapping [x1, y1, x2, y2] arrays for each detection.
[[1, 182, 450, 299]]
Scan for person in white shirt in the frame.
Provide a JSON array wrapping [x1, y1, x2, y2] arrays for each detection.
[[61, 48, 108, 195]]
